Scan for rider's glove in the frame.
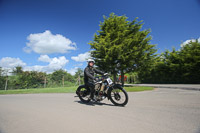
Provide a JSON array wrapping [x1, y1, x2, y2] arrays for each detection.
[[104, 73, 108, 76], [95, 77, 99, 82], [93, 77, 98, 82]]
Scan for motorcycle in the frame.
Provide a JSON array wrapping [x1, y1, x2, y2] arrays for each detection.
[[76, 74, 128, 106]]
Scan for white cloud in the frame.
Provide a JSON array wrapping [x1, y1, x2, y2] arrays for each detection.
[[24, 30, 76, 54], [71, 52, 90, 62], [0, 56, 69, 74], [67, 67, 78, 76], [0, 57, 26, 75], [24, 65, 45, 72], [25, 55, 69, 73], [38, 55, 51, 62], [48, 56, 69, 71], [0, 57, 26, 68], [181, 37, 200, 47]]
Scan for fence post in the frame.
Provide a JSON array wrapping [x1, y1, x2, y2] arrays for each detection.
[[5, 76, 8, 90], [62, 75, 64, 87], [44, 76, 46, 88]]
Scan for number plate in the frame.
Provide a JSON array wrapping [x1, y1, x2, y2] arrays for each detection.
[[107, 78, 113, 85]]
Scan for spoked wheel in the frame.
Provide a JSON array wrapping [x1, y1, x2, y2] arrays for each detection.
[[78, 86, 91, 103], [109, 86, 128, 106]]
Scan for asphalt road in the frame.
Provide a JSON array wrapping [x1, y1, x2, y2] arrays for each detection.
[[0, 88, 200, 133]]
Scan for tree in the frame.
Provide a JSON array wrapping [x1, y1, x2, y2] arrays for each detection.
[[74, 68, 84, 85], [12, 66, 23, 75], [18, 71, 45, 88], [139, 39, 200, 84], [179, 40, 200, 83], [51, 69, 75, 86], [89, 13, 157, 85], [51, 69, 66, 84], [0, 67, 5, 89]]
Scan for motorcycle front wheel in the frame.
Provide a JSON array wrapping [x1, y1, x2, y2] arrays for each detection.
[[109, 85, 128, 106]]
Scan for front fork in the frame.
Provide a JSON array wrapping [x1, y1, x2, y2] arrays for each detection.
[[107, 84, 122, 100]]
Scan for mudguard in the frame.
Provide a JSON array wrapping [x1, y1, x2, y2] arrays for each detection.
[[77, 84, 86, 89], [113, 84, 123, 89], [76, 85, 86, 95]]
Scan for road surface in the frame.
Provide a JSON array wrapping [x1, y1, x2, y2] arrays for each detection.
[[0, 88, 200, 133]]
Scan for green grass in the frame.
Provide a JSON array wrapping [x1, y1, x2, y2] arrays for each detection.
[[124, 86, 154, 92], [0, 86, 77, 95], [0, 86, 154, 95]]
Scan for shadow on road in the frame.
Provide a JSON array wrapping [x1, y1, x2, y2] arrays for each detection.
[[196, 128, 200, 133], [74, 100, 122, 107], [0, 129, 4, 133]]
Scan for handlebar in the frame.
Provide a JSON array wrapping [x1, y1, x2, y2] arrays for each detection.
[[94, 74, 110, 84], [104, 73, 108, 76]]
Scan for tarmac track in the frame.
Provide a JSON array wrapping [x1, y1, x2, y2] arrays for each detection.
[[0, 88, 200, 133]]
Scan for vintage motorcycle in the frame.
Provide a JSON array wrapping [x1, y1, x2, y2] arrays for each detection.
[[76, 74, 128, 106]]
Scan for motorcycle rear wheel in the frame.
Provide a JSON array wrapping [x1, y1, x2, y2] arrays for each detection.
[[77, 86, 91, 103]]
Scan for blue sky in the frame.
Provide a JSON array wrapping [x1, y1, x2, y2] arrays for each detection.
[[0, 0, 200, 75]]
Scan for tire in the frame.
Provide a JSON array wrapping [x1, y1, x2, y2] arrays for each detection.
[[109, 86, 128, 106], [77, 85, 91, 103]]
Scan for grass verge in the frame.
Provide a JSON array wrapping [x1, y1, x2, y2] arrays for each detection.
[[124, 86, 154, 92], [0, 86, 77, 95], [0, 86, 154, 95]]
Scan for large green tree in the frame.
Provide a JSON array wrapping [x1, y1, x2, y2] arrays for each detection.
[[89, 13, 157, 85]]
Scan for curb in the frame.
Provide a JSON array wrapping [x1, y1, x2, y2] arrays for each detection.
[[124, 84, 200, 91]]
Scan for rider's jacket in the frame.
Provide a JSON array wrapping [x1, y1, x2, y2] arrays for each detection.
[[84, 65, 104, 84]]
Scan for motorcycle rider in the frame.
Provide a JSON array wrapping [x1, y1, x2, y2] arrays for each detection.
[[84, 59, 105, 100]]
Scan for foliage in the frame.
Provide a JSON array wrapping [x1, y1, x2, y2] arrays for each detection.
[[50, 69, 75, 84], [125, 72, 140, 84], [74, 68, 84, 85], [139, 40, 200, 83], [12, 66, 23, 75], [0, 67, 6, 89], [74, 68, 84, 79], [0, 68, 78, 90], [89, 13, 157, 85]]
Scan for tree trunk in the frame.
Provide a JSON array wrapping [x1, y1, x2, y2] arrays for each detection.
[[121, 71, 124, 87], [113, 73, 117, 84]]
